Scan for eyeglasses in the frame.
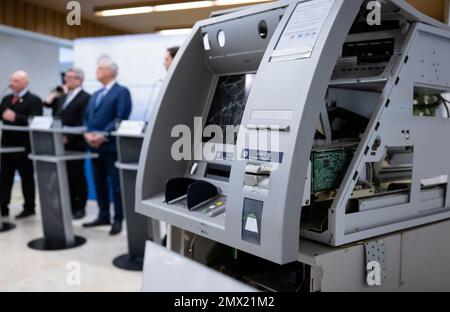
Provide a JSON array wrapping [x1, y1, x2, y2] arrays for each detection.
[[65, 75, 81, 81]]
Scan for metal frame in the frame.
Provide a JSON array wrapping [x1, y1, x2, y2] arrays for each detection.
[[303, 22, 450, 246]]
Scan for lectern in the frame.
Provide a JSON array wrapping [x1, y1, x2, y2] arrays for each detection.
[[27, 118, 97, 250], [112, 121, 160, 271]]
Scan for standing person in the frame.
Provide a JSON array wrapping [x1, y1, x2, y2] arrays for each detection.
[[44, 68, 90, 220], [163, 46, 179, 71], [0, 71, 42, 219], [145, 46, 180, 121], [82, 56, 132, 235]]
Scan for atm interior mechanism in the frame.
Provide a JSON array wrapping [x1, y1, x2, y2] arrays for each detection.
[[136, 0, 450, 277]]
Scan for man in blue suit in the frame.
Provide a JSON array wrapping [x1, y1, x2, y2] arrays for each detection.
[[82, 56, 132, 235]]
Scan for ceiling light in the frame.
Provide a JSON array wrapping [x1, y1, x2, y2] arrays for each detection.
[[158, 28, 192, 35], [214, 0, 269, 6], [95, 6, 154, 17], [154, 1, 214, 12], [95, 0, 271, 17]]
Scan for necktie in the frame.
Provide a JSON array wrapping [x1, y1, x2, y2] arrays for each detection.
[[95, 89, 106, 109], [12, 96, 19, 105], [62, 91, 73, 110]]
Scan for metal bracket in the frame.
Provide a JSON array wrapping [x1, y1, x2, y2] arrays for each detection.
[[364, 240, 387, 285]]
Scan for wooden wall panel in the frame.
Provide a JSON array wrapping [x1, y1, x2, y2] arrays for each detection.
[[24, 2, 35, 32], [407, 0, 448, 22], [0, 0, 447, 40], [15, 1, 26, 29], [0, 0, 125, 39], [35, 5, 46, 34]]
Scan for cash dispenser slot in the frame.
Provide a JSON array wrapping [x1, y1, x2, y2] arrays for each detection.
[[244, 163, 272, 189], [165, 177, 219, 210]]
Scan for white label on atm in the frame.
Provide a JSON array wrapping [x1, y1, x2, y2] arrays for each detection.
[[272, 0, 334, 60], [245, 214, 259, 233], [117, 120, 145, 135], [30, 116, 53, 130]]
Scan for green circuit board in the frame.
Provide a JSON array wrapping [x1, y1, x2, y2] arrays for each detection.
[[312, 149, 353, 193]]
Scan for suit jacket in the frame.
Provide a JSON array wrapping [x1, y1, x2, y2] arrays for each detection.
[[45, 90, 90, 151], [0, 91, 42, 151], [84, 83, 132, 153]]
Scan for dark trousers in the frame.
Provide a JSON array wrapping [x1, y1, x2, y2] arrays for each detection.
[[67, 160, 87, 214], [0, 153, 35, 214], [91, 152, 123, 223]]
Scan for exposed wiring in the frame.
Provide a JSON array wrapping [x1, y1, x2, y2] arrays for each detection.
[[438, 95, 450, 118], [187, 234, 197, 259]]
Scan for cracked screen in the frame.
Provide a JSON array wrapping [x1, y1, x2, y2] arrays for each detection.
[[203, 74, 255, 145]]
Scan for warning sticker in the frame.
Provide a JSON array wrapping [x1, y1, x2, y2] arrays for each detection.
[[245, 213, 259, 233]]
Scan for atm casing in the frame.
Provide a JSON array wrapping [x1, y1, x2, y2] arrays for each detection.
[[136, 0, 450, 264]]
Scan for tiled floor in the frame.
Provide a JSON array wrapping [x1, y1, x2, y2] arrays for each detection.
[[0, 184, 142, 292]]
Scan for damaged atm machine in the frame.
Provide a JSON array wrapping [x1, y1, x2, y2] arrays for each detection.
[[136, 0, 450, 291]]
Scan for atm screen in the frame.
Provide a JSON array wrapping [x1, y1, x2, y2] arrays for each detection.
[[203, 74, 255, 144]]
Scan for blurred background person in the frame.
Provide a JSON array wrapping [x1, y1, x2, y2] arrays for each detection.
[[0, 70, 42, 219], [163, 46, 179, 71], [144, 46, 180, 121], [45, 72, 69, 105], [82, 56, 132, 235], [43, 68, 90, 220]]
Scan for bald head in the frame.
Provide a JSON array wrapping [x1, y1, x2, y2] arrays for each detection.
[[10, 71, 29, 94]]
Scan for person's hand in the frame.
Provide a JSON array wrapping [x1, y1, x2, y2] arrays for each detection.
[[84, 132, 95, 145], [91, 133, 106, 149], [62, 135, 69, 145], [2, 109, 16, 122], [45, 92, 58, 104], [84, 132, 105, 149]]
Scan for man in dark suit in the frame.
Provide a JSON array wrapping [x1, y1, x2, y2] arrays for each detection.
[[44, 68, 90, 220], [83, 56, 132, 235], [0, 71, 42, 219]]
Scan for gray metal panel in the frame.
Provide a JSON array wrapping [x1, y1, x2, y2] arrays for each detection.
[[142, 241, 257, 292], [120, 169, 151, 257], [203, 7, 287, 74], [29, 153, 97, 162], [399, 220, 450, 291], [0, 125, 29, 132], [116, 163, 139, 171], [0, 147, 25, 153], [32, 132, 56, 155], [299, 219, 450, 291], [36, 161, 74, 244], [117, 137, 143, 164], [310, 235, 401, 292]]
